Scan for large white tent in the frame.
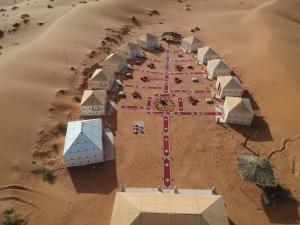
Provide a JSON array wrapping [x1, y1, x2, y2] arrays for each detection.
[[137, 33, 160, 50], [221, 97, 254, 126], [116, 42, 143, 60], [197, 47, 220, 64], [90, 69, 115, 90], [103, 53, 128, 74], [216, 76, 244, 99], [110, 191, 229, 225], [207, 59, 231, 79], [80, 90, 107, 116], [63, 119, 104, 167], [181, 36, 203, 53]]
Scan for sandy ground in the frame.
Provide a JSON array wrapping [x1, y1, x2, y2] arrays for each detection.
[[0, 0, 300, 225]]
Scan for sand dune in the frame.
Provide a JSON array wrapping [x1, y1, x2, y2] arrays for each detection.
[[0, 0, 299, 224]]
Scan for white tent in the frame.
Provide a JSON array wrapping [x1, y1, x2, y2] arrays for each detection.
[[137, 33, 160, 50], [207, 59, 231, 79], [90, 69, 115, 90], [80, 90, 107, 116], [216, 76, 244, 99], [181, 36, 203, 53], [63, 119, 104, 167], [103, 53, 128, 74], [222, 97, 254, 126], [110, 191, 229, 225], [116, 42, 143, 60], [197, 47, 219, 64]]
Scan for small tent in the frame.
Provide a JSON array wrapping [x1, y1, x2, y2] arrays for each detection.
[[116, 42, 143, 60], [110, 191, 229, 225], [63, 119, 104, 167], [103, 53, 127, 74], [181, 36, 203, 53], [222, 97, 254, 126], [207, 59, 231, 79], [216, 76, 244, 99], [80, 90, 107, 116], [137, 33, 160, 50], [90, 69, 115, 90], [197, 47, 219, 64]]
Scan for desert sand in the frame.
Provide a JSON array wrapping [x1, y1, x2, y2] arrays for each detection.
[[0, 0, 299, 225]]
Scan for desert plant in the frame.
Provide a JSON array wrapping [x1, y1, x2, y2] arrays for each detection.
[[2, 208, 25, 225], [73, 95, 81, 103], [56, 122, 67, 133], [41, 167, 55, 183], [32, 166, 55, 183]]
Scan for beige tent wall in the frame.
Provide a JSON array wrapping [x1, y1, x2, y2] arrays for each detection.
[[81, 103, 107, 116]]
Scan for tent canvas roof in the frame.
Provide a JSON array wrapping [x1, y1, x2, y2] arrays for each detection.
[[90, 69, 114, 82], [208, 59, 230, 71], [217, 76, 244, 90], [224, 97, 254, 115], [63, 119, 103, 154], [110, 192, 229, 225], [198, 47, 219, 57], [81, 90, 107, 106], [138, 33, 158, 42], [104, 53, 127, 64], [118, 42, 141, 52], [182, 36, 202, 45]]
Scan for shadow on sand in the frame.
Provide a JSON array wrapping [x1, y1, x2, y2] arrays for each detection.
[[68, 160, 118, 194], [228, 115, 273, 142], [262, 188, 300, 224], [243, 90, 259, 111]]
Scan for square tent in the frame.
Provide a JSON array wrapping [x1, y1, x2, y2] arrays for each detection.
[[197, 46, 220, 64], [80, 90, 107, 116], [181, 36, 203, 53], [137, 33, 160, 50], [207, 59, 231, 79], [216, 76, 244, 99], [103, 53, 128, 74], [222, 97, 254, 126], [116, 42, 143, 60], [90, 68, 115, 90], [63, 119, 104, 167]]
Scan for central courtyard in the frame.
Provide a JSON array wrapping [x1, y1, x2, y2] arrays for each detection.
[[115, 42, 222, 188]]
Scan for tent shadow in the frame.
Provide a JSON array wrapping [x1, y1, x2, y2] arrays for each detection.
[[68, 160, 118, 194], [262, 189, 300, 224], [228, 115, 273, 142], [242, 90, 259, 111]]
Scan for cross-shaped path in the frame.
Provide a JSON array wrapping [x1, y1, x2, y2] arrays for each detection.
[[120, 44, 222, 188]]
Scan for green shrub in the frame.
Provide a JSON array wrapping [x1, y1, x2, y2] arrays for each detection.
[[2, 209, 25, 225], [41, 168, 55, 183], [56, 122, 67, 133], [73, 95, 81, 103]]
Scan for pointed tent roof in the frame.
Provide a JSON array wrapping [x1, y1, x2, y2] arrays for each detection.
[[208, 59, 231, 71], [103, 53, 127, 65], [110, 192, 229, 225], [63, 119, 103, 155], [118, 42, 141, 52], [81, 90, 107, 106], [182, 36, 202, 45], [90, 69, 114, 82], [224, 97, 254, 115], [217, 76, 244, 90], [198, 46, 219, 57], [138, 33, 158, 42]]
